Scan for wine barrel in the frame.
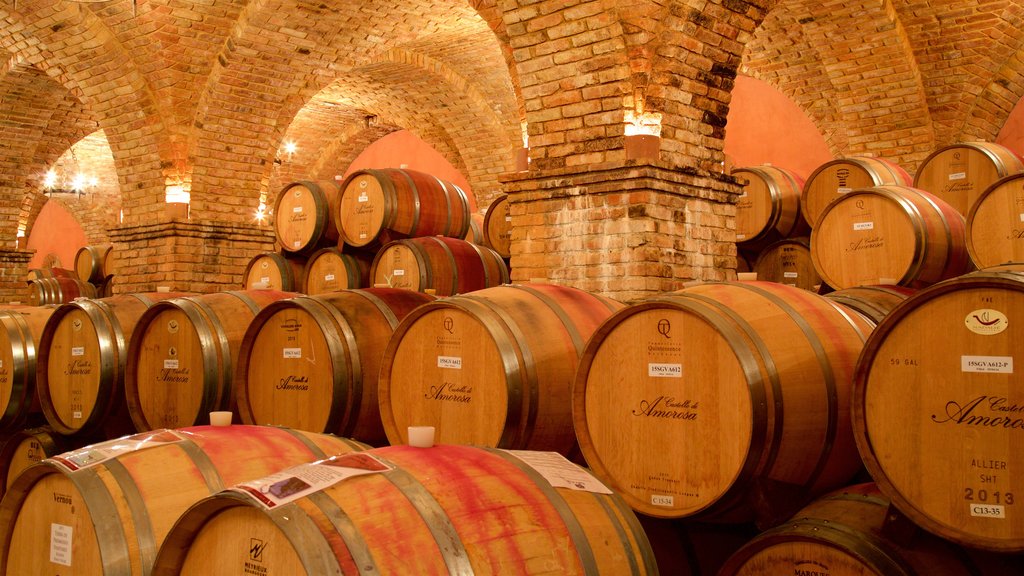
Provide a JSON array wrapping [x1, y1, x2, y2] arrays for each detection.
[[483, 194, 512, 257], [824, 284, 916, 327], [718, 483, 1024, 575], [853, 269, 1024, 552], [272, 180, 342, 255], [913, 141, 1024, 217], [370, 236, 509, 296], [966, 172, 1024, 269], [379, 283, 623, 454], [124, 290, 298, 432], [801, 157, 912, 227], [0, 426, 90, 500], [301, 247, 370, 295], [151, 444, 656, 576], [732, 165, 809, 248], [25, 267, 77, 281], [74, 245, 112, 283], [810, 185, 972, 289], [465, 211, 485, 244], [235, 288, 436, 445], [639, 516, 757, 576], [0, 306, 58, 434], [336, 168, 471, 249], [241, 252, 305, 292], [36, 292, 192, 438], [573, 281, 870, 525], [25, 276, 96, 306], [0, 425, 367, 576], [752, 237, 820, 291]]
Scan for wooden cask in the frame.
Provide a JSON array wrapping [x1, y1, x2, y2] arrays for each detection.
[[336, 168, 471, 249], [465, 211, 485, 244], [241, 252, 306, 292], [36, 292, 191, 438], [26, 276, 96, 306], [913, 141, 1024, 217], [370, 236, 509, 296], [732, 165, 809, 248], [0, 425, 367, 576], [73, 245, 112, 283], [718, 484, 1024, 576], [824, 284, 916, 327], [272, 180, 342, 255], [573, 281, 870, 526], [151, 444, 656, 576], [483, 194, 512, 257], [966, 172, 1024, 269], [301, 247, 371, 295], [235, 288, 435, 446], [0, 307, 56, 433], [853, 269, 1024, 552], [752, 237, 820, 291], [801, 157, 912, 227], [124, 290, 298, 432], [0, 426, 91, 500], [810, 185, 972, 289], [639, 516, 757, 576], [379, 284, 623, 454]]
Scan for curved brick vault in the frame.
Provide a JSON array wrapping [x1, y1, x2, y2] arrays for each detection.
[[1, 0, 1024, 294]]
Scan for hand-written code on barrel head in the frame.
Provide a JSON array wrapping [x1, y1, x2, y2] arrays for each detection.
[[932, 395, 1024, 429]]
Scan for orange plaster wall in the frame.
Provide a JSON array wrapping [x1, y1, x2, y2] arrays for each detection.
[[26, 200, 88, 271], [996, 98, 1024, 158], [724, 75, 833, 180], [344, 130, 478, 211]]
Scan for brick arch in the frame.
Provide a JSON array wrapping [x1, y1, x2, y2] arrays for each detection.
[[0, 3, 169, 225], [187, 0, 516, 221]]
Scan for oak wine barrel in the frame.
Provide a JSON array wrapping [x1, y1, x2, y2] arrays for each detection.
[[272, 180, 342, 255], [336, 168, 471, 249], [465, 212, 485, 245], [235, 288, 436, 446], [241, 252, 306, 292], [752, 237, 820, 291], [824, 284, 916, 327], [573, 281, 871, 526], [379, 283, 623, 454], [74, 245, 112, 283], [36, 292, 192, 438], [810, 185, 972, 289], [124, 290, 298, 432], [801, 157, 912, 227], [25, 276, 96, 306], [151, 444, 656, 576], [853, 269, 1024, 552], [370, 236, 509, 296], [965, 172, 1024, 269], [0, 306, 57, 433], [0, 425, 367, 576], [483, 194, 512, 257], [913, 141, 1024, 217], [301, 247, 370, 295], [732, 165, 809, 248], [0, 426, 92, 500], [718, 484, 1024, 575]]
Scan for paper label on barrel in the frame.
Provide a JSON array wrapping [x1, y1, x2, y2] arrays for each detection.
[[651, 494, 675, 507], [1019, 213, 1024, 222], [71, 347, 84, 357], [437, 356, 462, 369], [283, 348, 302, 359], [949, 172, 967, 181], [505, 215, 512, 222], [293, 241, 301, 248], [393, 269, 405, 276], [163, 359, 179, 369], [324, 274, 335, 282], [837, 187, 853, 194], [961, 355, 1013, 373], [736, 234, 746, 240], [260, 276, 270, 284], [48, 429, 187, 472], [50, 524, 72, 566], [505, 450, 613, 494], [784, 272, 799, 278], [970, 504, 1005, 519], [854, 222, 874, 231], [358, 193, 368, 203], [231, 453, 391, 510], [648, 363, 682, 378], [72, 411, 82, 419], [292, 206, 303, 213]]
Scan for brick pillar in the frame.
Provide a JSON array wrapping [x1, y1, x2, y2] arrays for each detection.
[[501, 160, 743, 302], [0, 249, 34, 304], [108, 221, 276, 294]]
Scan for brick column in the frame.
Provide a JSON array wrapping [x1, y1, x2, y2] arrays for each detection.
[[501, 160, 743, 302], [0, 249, 35, 304], [108, 221, 276, 294]]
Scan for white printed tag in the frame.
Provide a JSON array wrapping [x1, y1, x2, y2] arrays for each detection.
[[71, 347, 84, 357], [648, 363, 682, 378], [232, 453, 391, 509], [854, 222, 874, 231], [970, 504, 1005, 519], [164, 359, 179, 369], [784, 272, 798, 278], [961, 355, 1013, 373], [293, 206, 303, 213], [437, 356, 462, 370], [50, 524, 72, 567], [949, 172, 967, 181], [504, 450, 612, 494], [283, 348, 302, 359], [48, 429, 187, 472], [324, 274, 335, 282]]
